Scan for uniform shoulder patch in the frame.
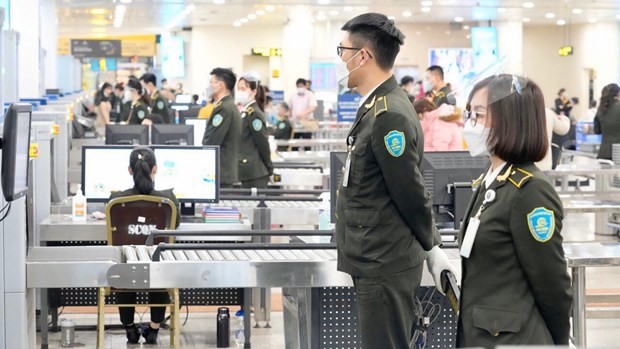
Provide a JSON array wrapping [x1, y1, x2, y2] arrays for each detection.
[[212, 114, 223, 127], [157, 100, 164, 110], [278, 122, 286, 129], [374, 96, 388, 117], [252, 118, 263, 131], [508, 167, 534, 188], [527, 207, 555, 242], [247, 106, 255, 115], [384, 130, 405, 157], [137, 110, 145, 119]]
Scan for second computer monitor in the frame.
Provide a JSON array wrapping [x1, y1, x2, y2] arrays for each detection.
[[184, 118, 207, 146], [105, 125, 149, 145], [151, 124, 194, 145]]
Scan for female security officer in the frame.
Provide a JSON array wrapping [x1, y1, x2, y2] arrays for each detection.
[[236, 71, 273, 188], [457, 74, 572, 348], [126, 78, 152, 125]]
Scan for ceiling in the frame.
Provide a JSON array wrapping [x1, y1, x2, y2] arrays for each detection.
[[56, 0, 620, 36]]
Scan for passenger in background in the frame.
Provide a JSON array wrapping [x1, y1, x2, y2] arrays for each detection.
[[110, 83, 125, 119], [202, 68, 242, 188], [539, 108, 570, 171], [94, 82, 113, 135], [274, 102, 293, 151], [175, 83, 184, 95], [109, 146, 179, 345], [190, 94, 200, 106], [159, 78, 176, 103], [264, 95, 278, 125], [583, 99, 598, 122], [424, 65, 454, 107], [413, 99, 463, 151], [236, 71, 273, 188], [400, 75, 415, 97], [458, 74, 572, 348], [594, 83, 620, 160], [554, 88, 572, 117], [125, 78, 153, 125], [140, 73, 172, 123]]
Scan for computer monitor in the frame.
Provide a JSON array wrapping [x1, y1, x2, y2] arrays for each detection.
[[421, 151, 489, 228], [151, 124, 194, 145], [178, 108, 200, 123], [175, 94, 192, 104], [105, 125, 149, 145], [81, 146, 135, 202], [329, 151, 347, 223], [1, 103, 33, 201], [184, 118, 207, 146], [151, 146, 219, 210]]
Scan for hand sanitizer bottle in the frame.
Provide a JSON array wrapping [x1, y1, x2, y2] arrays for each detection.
[[72, 185, 87, 222]]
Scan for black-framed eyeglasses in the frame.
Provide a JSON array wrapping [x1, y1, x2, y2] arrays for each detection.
[[337, 45, 361, 57], [464, 109, 487, 127]]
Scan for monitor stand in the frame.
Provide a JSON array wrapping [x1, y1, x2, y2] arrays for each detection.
[[180, 202, 196, 216]]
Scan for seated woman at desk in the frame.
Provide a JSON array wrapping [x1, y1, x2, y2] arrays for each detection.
[[109, 146, 179, 344]]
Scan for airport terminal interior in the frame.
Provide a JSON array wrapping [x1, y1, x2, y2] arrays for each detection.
[[0, 0, 620, 348]]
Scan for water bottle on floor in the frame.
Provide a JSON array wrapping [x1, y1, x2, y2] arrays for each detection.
[[234, 310, 245, 348]]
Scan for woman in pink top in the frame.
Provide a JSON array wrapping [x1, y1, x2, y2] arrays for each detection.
[[413, 99, 464, 151]]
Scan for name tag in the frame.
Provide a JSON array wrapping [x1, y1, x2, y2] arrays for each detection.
[[343, 152, 351, 187], [460, 217, 480, 258]]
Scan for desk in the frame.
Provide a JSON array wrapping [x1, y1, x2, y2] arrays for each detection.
[[38, 214, 252, 242], [564, 242, 620, 348]]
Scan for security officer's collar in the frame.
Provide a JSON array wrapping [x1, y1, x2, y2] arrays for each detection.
[[348, 76, 399, 138]]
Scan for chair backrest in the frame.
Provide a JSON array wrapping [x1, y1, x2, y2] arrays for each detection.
[[105, 195, 177, 246]]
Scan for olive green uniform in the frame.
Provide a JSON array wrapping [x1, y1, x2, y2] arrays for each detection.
[[432, 85, 453, 106], [335, 76, 440, 349], [202, 95, 241, 186], [150, 90, 172, 123], [274, 118, 293, 151], [594, 101, 620, 160], [457, 163, 572, 349], [238, 102, 273, 188], [127, 101, 151, 125]]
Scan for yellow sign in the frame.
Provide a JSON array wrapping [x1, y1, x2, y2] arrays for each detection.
[[122, 39, 156, 57], [272, 69, 280, 78], [251, 47, 283, 57], [51, 124, 60, 135], [58, 38, 70, 55], [559, 46, 573, 57], [29, 144, 39, 158]]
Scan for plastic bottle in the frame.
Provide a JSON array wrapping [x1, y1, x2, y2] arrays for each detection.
[[72, 184, 87, 222], [318, 192, 332, 243], [234, 310, 245, 348]]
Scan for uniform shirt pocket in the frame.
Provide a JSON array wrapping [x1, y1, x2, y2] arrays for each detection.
[[472, 306, 522, 337], [344, 208, 379, 260]]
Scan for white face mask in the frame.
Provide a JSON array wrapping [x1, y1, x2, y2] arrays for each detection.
[[422, 80, 433, 93], [296, 87, 306, 95], [123, 89, 132, 103], [335, 50, 362, 88], [235, 90, 251, 106], [462, 121, 491, 157]]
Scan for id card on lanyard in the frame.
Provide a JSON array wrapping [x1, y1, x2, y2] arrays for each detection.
[[460, 189, 495, 258]]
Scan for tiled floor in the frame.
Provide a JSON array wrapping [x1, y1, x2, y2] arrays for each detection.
[[36, 212, 620, 349]]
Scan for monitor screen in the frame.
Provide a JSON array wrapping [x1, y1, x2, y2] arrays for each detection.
[[1, 104, 32, 201], [152, 146, 219, 203], [105, 124, 149, 145], [82, 146, 134, 201], [151, 124, 194, 145], [175, 94, 192, 104], [329, 151, 347, 223], [184, 118, 206, 146]]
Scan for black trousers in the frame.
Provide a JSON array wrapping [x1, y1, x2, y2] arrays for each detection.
[[240, 176, 269, 189], [352, 265, 423, 349], [292, 132, 312, 151], [117, 291, 169, 325]]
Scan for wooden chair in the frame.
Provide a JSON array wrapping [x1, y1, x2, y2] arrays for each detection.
[[98, 195, 180, 348]]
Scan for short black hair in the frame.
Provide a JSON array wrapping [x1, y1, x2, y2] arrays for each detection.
[[266, 95, 273, 103], [161, 78, 168, 84], [210, 68, 236, 91], [341, 13, 405, 71], [296, 78, 307, 86], [114, 83, 124, 91], [427, 65, 444, 80], [140, 73, 157, 86], [192, 94, 199, 102], [558, 88, 566, 96], [400, 75, 414, 86], [280, 102, 290, 111], [467, 74, 547, 164]]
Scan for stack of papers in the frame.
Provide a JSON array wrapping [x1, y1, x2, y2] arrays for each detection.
[[202, 206, 241, 224]]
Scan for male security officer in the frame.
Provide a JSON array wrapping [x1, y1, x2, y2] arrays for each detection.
[[140, 73, 172, 123], [335, 13, 457, 349], [424, 65, 454, 107], [202, 68, 241, 187]]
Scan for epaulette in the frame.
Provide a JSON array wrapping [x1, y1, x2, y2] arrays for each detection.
[[507, 167, 534, 188], [153, 91, 159, 99], [215, 100, 223, 108], [135, 101, 141, 107], [247, 106, 255, 115], [374, 96, 388, 117]]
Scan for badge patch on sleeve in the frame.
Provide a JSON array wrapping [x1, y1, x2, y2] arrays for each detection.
[[278, 122, 285, 129], [137, 110, 145, 119], [384, 130, 405, 157], [252, 119, 263, 131], [212, 114, 223, 127], [157, 101, 164, 110], [527, 207, 555, 242]]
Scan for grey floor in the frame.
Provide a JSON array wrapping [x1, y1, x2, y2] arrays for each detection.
[[37, 213, 620, 349]]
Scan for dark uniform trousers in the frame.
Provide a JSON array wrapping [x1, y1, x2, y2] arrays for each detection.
[[118, 291, 169, 325], [353, 266, 422, 349], [335, 77, 439, 349], [240, 176, 269, 189]]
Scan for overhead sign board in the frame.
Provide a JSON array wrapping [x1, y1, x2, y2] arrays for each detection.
[[71, 39, 121, 58]]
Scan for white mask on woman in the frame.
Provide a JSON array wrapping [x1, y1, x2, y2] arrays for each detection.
[[235, 90, 251, 106], [462, 121, 491, 157]]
